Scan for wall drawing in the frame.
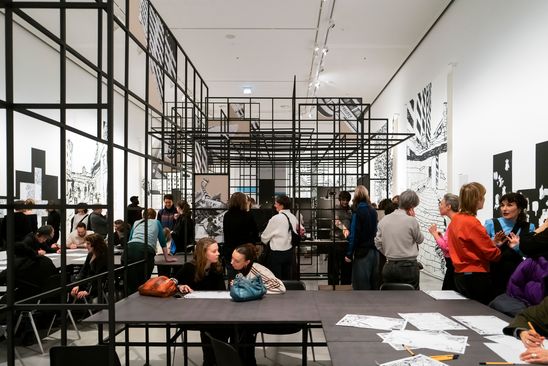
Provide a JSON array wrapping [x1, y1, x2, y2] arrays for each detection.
[[406, 78, 448, 280]]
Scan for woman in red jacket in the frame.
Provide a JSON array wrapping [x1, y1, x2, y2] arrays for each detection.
[[448, 182, 505, 305]]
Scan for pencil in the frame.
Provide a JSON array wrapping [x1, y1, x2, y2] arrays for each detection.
[[478, 362, 514, 365], [403, 344, 415, 356], [529, 321, 538, 335], [430, 354, 459, 361]]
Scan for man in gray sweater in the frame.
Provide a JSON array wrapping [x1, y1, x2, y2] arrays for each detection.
[[375, 189, 424, 289]]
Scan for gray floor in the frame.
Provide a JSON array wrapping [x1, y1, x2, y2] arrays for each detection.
[[1, 257, 442, 366]]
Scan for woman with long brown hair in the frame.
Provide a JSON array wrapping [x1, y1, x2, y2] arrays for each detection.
[[70, 233, 108, 299], [175, 237, 226, 366]]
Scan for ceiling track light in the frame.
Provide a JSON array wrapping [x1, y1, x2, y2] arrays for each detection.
[[242, 87, 252, 95], [322, 47, 328, 55]]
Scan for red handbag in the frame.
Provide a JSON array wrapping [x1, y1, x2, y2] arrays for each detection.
[[138, 276, 178, 297]]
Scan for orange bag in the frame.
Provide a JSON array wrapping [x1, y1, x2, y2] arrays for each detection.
[[138, 276, 179, 297]]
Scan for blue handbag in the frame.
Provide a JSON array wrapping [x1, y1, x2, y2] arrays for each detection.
[[230, 273, 267, 302]]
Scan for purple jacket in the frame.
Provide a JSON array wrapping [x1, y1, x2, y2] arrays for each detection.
[[507, 256, 548, 306]]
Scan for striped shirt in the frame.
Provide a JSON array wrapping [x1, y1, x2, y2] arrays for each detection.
[[245, 263, 286, 294]]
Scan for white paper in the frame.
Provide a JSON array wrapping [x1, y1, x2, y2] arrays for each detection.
[[380, 354, 449, 366], [423, 290, 467, 300], [336, 314, 407, 331], [382, 330, 468, 354], [485, 334, 548, 348], [399, 312, 466, 331], [184, 291, 231, 299], [484, 342, 524, 364], [452, 315, 508, 335], [378, 332, 418, 351]]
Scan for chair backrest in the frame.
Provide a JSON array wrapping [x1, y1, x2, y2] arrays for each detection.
[[50, 345, 121, 366], [379, 282, 416, 291], [282, 280, 306, 291], [205, 332, 243, 366]]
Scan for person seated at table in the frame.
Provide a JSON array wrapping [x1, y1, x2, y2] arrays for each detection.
[[70, 233, 108, 300], [231, 243, 285, 294], [503, 296, 548, 364], [175, 237, 228, 366], [66, 222, 94, 249], [230, 243, 285, 366], [491, 218, 548, 316], [22, 225, 57, 255], [0, 243, 58, 345], [112, 219, 130, 248], [126, 208, 176, 294]]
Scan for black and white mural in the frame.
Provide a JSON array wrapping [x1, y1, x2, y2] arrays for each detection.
[[493, 151, 513, 217], [492, 141, 548, 227], [194, 174, 228, 242], [406, 78, 448, 280], [15, 148, 59, 223], [373, 124, 393, 201]]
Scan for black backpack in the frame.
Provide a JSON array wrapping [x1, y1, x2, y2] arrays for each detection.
[[281, 213, 301, 248]]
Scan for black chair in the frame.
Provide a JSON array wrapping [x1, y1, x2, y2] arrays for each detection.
[[259, 280, 316, 361], [205, 332, 244, 366], [50, 345, 121, 366], [379, 282, 416, 291]]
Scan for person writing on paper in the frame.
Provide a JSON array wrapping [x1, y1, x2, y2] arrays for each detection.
[[175, 237, 227, 366], [428, 193, 459, 290], [503, 296, 548, 363]]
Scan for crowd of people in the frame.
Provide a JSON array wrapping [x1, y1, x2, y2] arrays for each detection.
[[1, 184, 548, 364]]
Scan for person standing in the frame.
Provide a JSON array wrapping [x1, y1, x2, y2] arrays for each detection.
[[88, 207, 108, 239], [484, 192, 535, 296], [260, 195, 298, 280], [447, 182, 503, 305], [126, 208, 176, 293], [223, 192, 259, 279], [46, 205, 61, 246], [126, 196, 143, 227], [375, 189, 424, 289], [157, 194, 177, 230], [428, 193, 459, 290], [344, 186, 378, 290], [331, 191, 352, 285]]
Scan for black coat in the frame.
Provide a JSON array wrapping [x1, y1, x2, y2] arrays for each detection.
[[47, 210, 61, 243], [171, 215, 194, 253], [222, 208, 259, 250], [175, 262, 225, 291]]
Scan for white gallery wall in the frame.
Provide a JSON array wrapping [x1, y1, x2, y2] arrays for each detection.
[[372, 0, 548, 224]]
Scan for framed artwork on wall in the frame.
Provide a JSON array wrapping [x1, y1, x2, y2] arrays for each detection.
[[193, 174, 229, 242]]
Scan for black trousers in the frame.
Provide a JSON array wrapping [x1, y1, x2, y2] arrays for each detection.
[[267, 248, 294, 280], [454, 272, 496, 305], [441, 257, 456, 291]]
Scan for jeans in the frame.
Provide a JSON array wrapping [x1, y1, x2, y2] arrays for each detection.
[[351, 249, 379, 290]]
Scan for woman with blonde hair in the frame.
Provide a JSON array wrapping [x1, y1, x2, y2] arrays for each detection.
[[175, 237, 227, 366], [447, 182, 504, 304], [344, 185, 378, 290]]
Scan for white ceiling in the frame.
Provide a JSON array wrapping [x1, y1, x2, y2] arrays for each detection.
[[150, 0, 451, 102]]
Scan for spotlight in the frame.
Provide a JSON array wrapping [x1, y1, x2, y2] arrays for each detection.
[[242, 87, 252, 95], [322, 48, 328, 55]]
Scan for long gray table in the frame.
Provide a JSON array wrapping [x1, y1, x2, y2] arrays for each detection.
[[84, 290, 518, 366]]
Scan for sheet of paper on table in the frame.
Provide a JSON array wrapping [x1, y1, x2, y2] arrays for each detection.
[[336, 314, 407, 331], [423, 290, 467, 300], [379, 353, 449, 366], [452, 315, 508, 335], [398, 312, 467, 331], [184, 291, 232, 299], [382, 330, 468, 354]]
